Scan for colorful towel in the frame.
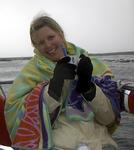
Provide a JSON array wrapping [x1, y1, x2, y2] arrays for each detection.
[[12, 81, 53, 149], [5, 42, 112, 149], [92, 75, 121, 122], [66, 80, 94, 121]]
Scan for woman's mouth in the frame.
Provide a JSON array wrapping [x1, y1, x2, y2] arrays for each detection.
[[48, 48, 56, 55]]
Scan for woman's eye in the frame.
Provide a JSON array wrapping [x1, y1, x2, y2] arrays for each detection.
[[48, 35, 55, 40], [37, 41, 44, 46]]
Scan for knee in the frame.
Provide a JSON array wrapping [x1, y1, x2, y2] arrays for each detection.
[[90, 85, 115, 125]]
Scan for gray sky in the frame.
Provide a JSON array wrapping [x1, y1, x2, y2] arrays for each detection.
[[0, 0, 134, 57]]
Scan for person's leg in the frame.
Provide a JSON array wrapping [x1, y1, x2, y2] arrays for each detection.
[[89, 85, 115, 126]]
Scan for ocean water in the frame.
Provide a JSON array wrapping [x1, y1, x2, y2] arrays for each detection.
[[97, 54, 134, 150], [0, 54, 134, 150]]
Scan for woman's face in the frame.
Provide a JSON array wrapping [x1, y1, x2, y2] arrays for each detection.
[[32, 26, 65, 61]]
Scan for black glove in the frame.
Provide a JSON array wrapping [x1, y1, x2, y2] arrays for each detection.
[[76, 54, 96, 101], [48, 56, 76, 101]]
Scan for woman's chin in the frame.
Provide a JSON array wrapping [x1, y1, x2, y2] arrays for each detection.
[[48, 56, 60, 62], [50, 55, 65, 61]]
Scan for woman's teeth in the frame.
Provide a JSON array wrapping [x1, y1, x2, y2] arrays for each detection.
[[49, 49, 56, 54]]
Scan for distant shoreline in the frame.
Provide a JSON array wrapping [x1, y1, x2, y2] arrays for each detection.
[[90, 51, 134, 56], [0, 51, 134, 61], [0, 57, 32, 61]]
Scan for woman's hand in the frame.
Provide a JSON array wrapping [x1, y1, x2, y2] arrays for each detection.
[[76, 54, 93, 93], [76, 54, 96, 101], [48, 56, 76, 101]]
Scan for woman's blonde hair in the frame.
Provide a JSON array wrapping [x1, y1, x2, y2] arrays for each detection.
[[30, 15, 67, 47]]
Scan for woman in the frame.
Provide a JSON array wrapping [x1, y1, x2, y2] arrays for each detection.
[[5, 15, 125, 150]]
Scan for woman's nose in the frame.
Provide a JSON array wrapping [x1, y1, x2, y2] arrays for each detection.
[[44, 40, 52, 49]]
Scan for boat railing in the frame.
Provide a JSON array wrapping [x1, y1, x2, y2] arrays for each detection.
[[0, 80, 13, 85], [0, 80, 13, 99]]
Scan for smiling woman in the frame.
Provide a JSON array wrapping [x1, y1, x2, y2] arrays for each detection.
[[0, 1, 134, 149], [3, 14, 126, 150], [31, 25, 65, 61]]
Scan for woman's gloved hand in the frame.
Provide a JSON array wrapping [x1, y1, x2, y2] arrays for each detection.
[[48, 56, 76, 101], [76, 54, 96, 101]]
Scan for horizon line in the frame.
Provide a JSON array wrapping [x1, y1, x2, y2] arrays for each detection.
[[0, 51, 134, 60]]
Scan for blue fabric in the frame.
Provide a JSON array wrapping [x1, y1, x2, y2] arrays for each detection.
[[66, 80, 94, 121], [92, 76, 121, 121]]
